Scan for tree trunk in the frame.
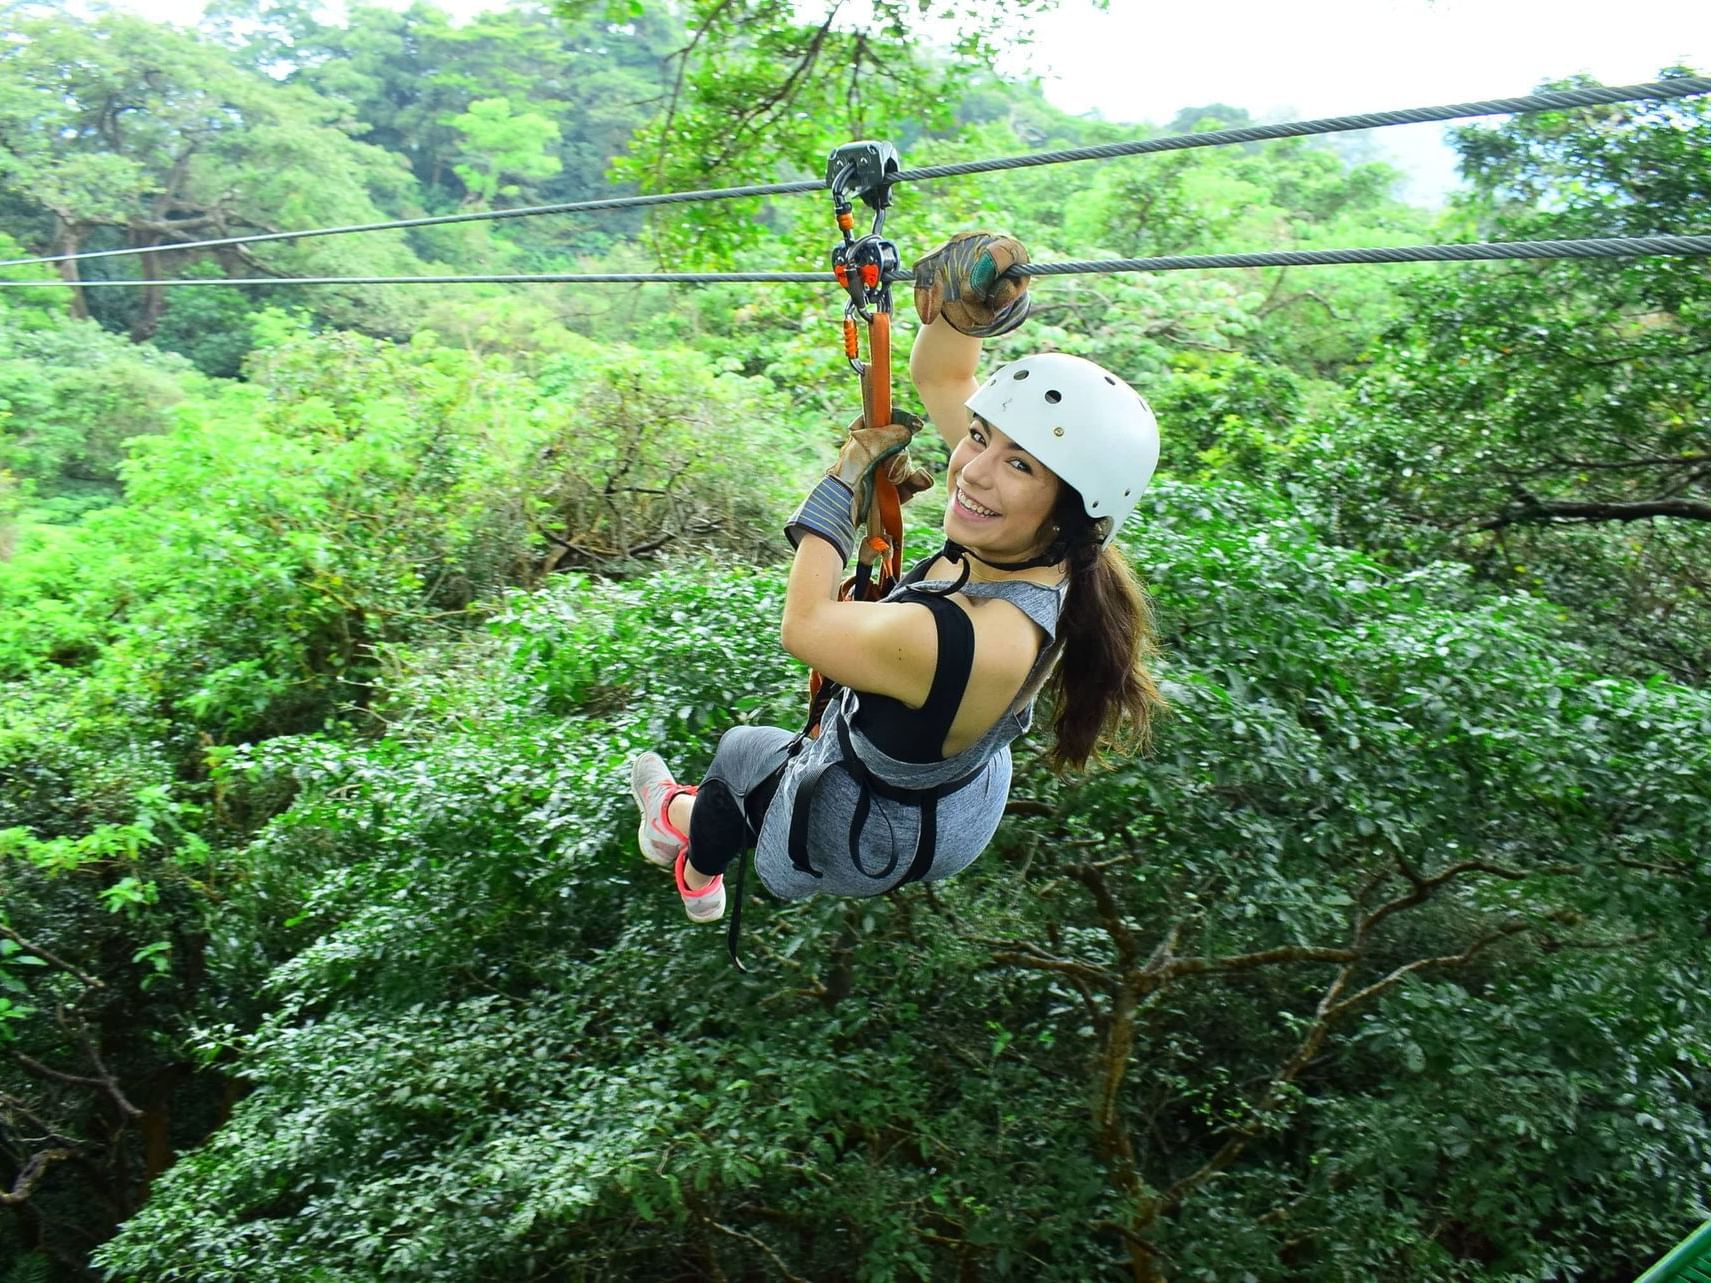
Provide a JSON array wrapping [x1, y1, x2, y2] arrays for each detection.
[[130, 232, 166, 342], [53, 215, 88, 320]]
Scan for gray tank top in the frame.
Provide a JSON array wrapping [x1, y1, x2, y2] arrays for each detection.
[[753, 567, 1066, 899]]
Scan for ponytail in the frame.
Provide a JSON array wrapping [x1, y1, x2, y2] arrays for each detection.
[[1044, 500, 1165, 771]]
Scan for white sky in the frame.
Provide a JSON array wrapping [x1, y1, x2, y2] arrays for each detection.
[[1009, 0, 1709, 202], [107, 0, 1710, 205]]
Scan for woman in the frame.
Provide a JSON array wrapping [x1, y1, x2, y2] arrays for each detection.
[[629, 232, 1165, 922]]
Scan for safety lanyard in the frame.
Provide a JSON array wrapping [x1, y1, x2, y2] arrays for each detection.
[[807, 140, 904, 736]]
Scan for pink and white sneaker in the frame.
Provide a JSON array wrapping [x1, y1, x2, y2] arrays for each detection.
[[629, 752, 693, 868], [628, 752, 724, 922], [673, 851, 726, 924]]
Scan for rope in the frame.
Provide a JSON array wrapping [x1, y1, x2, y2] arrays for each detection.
[[3, 77, 1705, 273], [8, 236, 1708, 288], [894, 78, 1711, 183]]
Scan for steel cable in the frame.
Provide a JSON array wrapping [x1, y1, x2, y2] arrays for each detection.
[[0, 181, 825, 270], [894, 78, 1711, 182], [1, 77, 1705, 272], [7, 235, 1708, 288], [1002, 235, 1711, 276]]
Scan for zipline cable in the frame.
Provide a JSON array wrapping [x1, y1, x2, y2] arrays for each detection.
[[2, 77, 1705, 273], [1007, 235, 1711, 275], [895, 78, 1711, 183], [0, 180, 821, 270], [8, 235, 1708, 287]]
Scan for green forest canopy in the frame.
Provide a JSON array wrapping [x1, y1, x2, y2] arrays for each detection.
[[1, 3, 1708, 1280]]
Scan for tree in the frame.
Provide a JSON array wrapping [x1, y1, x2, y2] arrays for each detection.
[[207, 0, 674, 225], [86, 485, 1711, 1283], [1331, 72, 1711, 679], [559, 0, 1095, 262], [0, 12, 430, 340], [443, 97, 563, 205]]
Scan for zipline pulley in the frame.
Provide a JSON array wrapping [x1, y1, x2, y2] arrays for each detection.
[[828, 140, 901, 334], [824, 139, 904, 599]]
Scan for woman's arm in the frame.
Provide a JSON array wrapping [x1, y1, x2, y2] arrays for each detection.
[[778, 534, 937, 706], [910, 317, 981, 453]]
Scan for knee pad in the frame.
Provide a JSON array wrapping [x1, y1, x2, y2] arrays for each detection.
[[687, 777, 750, 876]]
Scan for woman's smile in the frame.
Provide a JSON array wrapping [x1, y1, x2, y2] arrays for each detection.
[[952, 484, 1002, 521]]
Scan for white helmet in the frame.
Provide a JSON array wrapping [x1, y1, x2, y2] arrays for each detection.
[[965, 353, 1160, 546]]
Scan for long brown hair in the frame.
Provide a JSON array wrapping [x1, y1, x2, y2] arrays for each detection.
[[1042, 494, 1165, 771]]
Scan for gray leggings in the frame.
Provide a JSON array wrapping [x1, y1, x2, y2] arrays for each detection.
[[686, 726, 797, 879]]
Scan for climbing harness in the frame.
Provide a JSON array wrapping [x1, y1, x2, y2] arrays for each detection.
[[788, 568, 991, 889], [787, 708, 986, 886]]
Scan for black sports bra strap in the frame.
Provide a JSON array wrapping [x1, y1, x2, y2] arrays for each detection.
[[908, 590, 976, 739]]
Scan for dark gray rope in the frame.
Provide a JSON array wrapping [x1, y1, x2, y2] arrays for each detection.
[[894, 78, 1711, 182], [7, 236, 1708, 287], [3, 77, 1705, 272]]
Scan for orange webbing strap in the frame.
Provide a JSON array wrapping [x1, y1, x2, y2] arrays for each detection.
[[805, 311, 903, 737], [858, 310, 904, 590]]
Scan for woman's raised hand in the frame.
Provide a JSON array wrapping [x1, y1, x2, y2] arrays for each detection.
[[912, 232, 1031, 337]]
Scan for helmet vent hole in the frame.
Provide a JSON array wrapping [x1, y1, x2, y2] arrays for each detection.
[[1104, 375, 1117, 385], [1012, 369, 1030, 381], [1044, 389, 1062, 404]]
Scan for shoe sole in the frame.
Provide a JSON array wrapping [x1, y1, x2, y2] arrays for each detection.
[[683, 889, 726, 923], [630, 754, 679, 869]]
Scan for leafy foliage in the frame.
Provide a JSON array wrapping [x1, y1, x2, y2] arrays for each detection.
[[1, 11, 1706, 1283], [84, 488, 1711, 1283], [1329, 75, 1711, 682], [0, 11, 432, 342]]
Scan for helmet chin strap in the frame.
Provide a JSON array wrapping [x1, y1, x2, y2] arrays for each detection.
[[925, 537, 1068, 595]]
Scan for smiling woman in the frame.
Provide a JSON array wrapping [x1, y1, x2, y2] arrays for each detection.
[[629, 233, 1167, 926]]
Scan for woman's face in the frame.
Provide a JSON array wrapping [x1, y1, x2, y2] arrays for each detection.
[[944, 415, 1064, 562]]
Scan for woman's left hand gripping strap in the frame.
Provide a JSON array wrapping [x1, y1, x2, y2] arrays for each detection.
[[785, 411, 933, 561]]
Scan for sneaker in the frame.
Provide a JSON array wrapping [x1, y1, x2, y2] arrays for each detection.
[[630, 752, 693, 869], [674, 850, 726, 923]]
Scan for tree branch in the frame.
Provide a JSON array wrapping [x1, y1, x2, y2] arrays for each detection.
[[700, 1214, 811, 1283], [1066, 863, 1141, 967], [1478, 495, 1711, 530], [10, 1052, 143, 1121], [1357, 856, 1555, 946], [1326, 920, 1533, 1021], [986, 948, 1112, 989], [0, 925, 104, 990], [0, 1148, 75, 1206], [1154, 945, 1358, 981]]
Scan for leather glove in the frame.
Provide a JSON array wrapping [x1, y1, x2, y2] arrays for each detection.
[[828, 410, 933, 521], [786, 411, 933, 563], [912, 231, 1031, 337]]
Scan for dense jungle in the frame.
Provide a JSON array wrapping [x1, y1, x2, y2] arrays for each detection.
[[1, 1, 1708, 1279]]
